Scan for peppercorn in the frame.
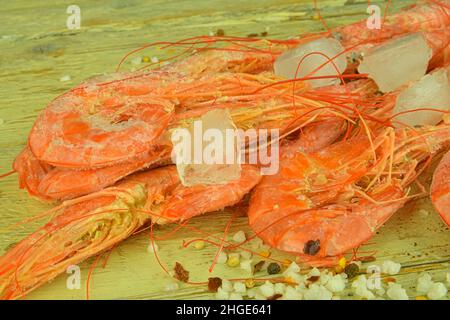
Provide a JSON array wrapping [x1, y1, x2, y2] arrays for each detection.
[[303, 239, 320, 255], [267, 262, 281, 275], [344, 263, 359, 279]]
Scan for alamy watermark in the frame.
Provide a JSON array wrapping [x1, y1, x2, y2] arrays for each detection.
[[66, 264, 81, 290], [66, 5, 81, 30], [171, 122, 280, 176], [366, 4, 381, 30]]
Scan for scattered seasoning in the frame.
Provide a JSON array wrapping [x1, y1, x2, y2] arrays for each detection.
[[338, 257, 347, 269], [384, 277, 397, 283], [247, 33, 259, 38], [194, 240, 205, 250], [207, 277, 222, 292], [227, 254, 240, 267], [303, 239, 320, 255], [267, 293, 282, 300], [245, 279, 255, 288], [253, 260, 265, 274], [216, 29, 225, 37], [267, 262, 281, 275], [307, 276, 320, 283], [357, 255, 376, 263], [174, 262, 189, 283], [282, 259, 292, 267], [344, 263, 359, 279], [334, 265, 344, 274], [260, 31, 268, 37], [259, 250, 271, 258]]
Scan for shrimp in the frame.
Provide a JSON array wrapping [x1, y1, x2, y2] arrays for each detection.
[[335, 1, 450, 48], [0, 165, 261, 300], [16, 72, 375, 201], [248, 124, 450, 263], [431, 149, 450, 227], [28, 73, 176, 169], [13, 143, 172, 201], [333, 2, 450, 73]]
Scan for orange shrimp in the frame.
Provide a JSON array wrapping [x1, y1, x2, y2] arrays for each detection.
[[16, 72, 375, 201], [28, 72, 176, 169], [335, 1, 450, 48], [0, 165, 261, 300], [13, 143, 172, 201], [248, 124, 450, 264], [431, 149, 450, 227]]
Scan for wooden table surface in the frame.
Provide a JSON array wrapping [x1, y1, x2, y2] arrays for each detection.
[[0, 0, 449, 300]]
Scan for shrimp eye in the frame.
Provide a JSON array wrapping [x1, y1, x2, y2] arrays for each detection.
[[303, 239, 320, 255]]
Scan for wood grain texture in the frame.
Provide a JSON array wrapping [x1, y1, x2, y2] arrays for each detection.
[[0, 0, 448, 300]]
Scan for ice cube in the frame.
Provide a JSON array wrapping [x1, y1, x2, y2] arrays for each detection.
[[274, 38, 347, 88], [394, 68, 450, 127], [171, 109, 241, 186], [358, 33, 432, 92]]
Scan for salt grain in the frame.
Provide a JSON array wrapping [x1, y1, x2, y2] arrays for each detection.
[[232, 230, 246, 243], [427, 282, 448, 300], [358, 33, 432, 92], [233, 282, 246, 293], [387, 283, 409, 300], [217, 252, 227, 264], [221, 279, 233, 292], [417, 273, 433, 294], [60, 75, 71, 82], [381, 260, 401, 275], [259, 281, 275, 297], [274, 37, 347, 88], [165, 282, 179, 291], [147, 243, 159, 253]]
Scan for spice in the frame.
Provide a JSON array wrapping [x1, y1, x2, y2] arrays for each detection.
[[267, 293, 282, 300], [247, 33, 259, 38], [344, 263, 359, 279], [267, 262, 281, 275], [208, 277, 222, 292], [259, 250, 271, 258], [253, 260, 265, 274], [216, 29, 225, 37], [174, 262, 189, 283], [357, 255, 376, 263], [303, 239, 320, 255], [307, 276, 320, 283]]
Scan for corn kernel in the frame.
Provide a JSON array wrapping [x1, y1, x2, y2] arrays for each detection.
[[259, 250, 271, 258], [142, 56, 151, 63], [245, 279, 255, 288], [194, 240, 205, 250], [416, 295, 427, 300], [338, 257, 346, 269], [283, 276, 298, 285], [282, 259, 292, 267], [227, 254, 240, 267]]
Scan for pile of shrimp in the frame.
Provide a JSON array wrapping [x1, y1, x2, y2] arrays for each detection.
[[0, 0, 449, 299]]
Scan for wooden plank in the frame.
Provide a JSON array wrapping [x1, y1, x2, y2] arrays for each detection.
[[0, 0, 448, 300]]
